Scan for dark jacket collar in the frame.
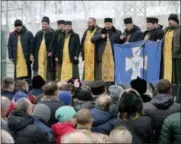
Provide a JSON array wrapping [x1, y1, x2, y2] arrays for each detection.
[[101, 26, 117, 34], [125, 25, 141, 34]]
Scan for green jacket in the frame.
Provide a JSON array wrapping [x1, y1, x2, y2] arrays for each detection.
[[160, 112, 181, 144]]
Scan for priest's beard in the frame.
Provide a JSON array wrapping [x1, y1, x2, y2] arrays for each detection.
[[65, 30, 72, 35], [88, 25, 96, 31]]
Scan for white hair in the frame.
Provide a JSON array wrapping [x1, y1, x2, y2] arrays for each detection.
[[1, 96, 10, 111], [61, 132, 92, 143], [109, 126, 132, 143], [1, 130, 14, 143]]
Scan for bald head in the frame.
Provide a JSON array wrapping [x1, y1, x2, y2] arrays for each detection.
[[1, 96, 10, 118], [109, 126, 132, 143], [76, 109, 93, 125], [61, 132, 92, 143], [95, 95, 112, 111], [15, 98, 32, 115], [88, 17, 96, 30]]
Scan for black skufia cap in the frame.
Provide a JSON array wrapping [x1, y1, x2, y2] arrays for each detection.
[[146, 17, 158, 24], [42, 16, 50, 24], [104, 17, 113, 23], [124, 17, 133, 24], [65, 21, 72, 25], [14, 19, 22, 27], [57, 20, 65, 25], [87, 80, 105, 95]]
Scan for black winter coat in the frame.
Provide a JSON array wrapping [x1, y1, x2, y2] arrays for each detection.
[[143, 27, 164, 41], [33, 28, 56, 72], [55, 30, 80, 64], [91, 26, 122, 62], [8, 26, 34, 62], [121, 25, 143, 43], [8, 111, 51, 144], [143, 94, 180, 141], [113, 116, 154, 144], [81, 26, 102, 61]]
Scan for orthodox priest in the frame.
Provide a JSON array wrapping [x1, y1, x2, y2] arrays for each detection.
[[33, 16, 56, 81], [55, 20, 65, 81], [8, 19, 34, 82], [162, 14, 181, 84], [81, 17, 102, 81], [92, 17, 122, 82], [55, 21, 80, 81], [143, 17, 164, 41]]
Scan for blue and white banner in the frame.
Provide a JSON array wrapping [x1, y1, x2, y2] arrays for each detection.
[[114, 40, 162, 85]]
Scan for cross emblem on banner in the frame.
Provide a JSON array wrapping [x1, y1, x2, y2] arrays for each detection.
[[126, 47, 148, 80]]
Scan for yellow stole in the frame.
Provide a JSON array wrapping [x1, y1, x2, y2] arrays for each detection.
[[102, 37, 114, 82], [61, 35, 72, 80], [38, 36, 47, 81], [163, 30, 174, 82], [84, 29, 97, 81], [16, 36, 28, 78]]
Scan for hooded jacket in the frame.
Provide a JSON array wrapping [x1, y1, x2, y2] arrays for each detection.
[[51, 122, 75, 144], [143, 94, 180, 141], [8, 111, 51, 144]]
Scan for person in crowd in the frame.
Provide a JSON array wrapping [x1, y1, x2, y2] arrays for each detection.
[[109, 126, 132, 143], [32, 103, 56, 143], [1, 96, 10, 131], [61, 132, 93, 143], [120, 17, 143, 43], [87, 80, 106, 101], [55, 20, 65, 81], [8, 98, 50, 143], [67, 78, 82, 98], [81, 17, 102, 81], [114, 89, 154, 144], [51, 106, 76, 144], [155, 18, 163, 29], [55, 21, 80, 81], [33, 16, 56, 81], [143, 79, 180, 142], [162, 14, 181, 84], [76, 109, 110, 143], [145, 82, 157, 99], [143, 17, 164, 41], [91, 17, 122, 81], [108, 85, 124, 118], [13, 80, 29, 103], [28, 75, 45, 97], [58, 91, 72, 105], [59, 82, 76, 96], [1, 130, 14, 144], [1, 77, 15, 100], [130, 77, 152, 102], [160, 112, 181, 144], [91, 95, 115, 135], [8, 19, 34, 82], [72, 90, 94, 111], [39, 81, 64, 126]]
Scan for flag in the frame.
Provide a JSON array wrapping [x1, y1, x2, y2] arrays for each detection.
[[114, 40, 162, 85]]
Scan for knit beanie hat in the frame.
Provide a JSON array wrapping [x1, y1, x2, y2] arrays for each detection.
[[13, 91, 28, 102], [58, 91, 72, 105], [32, 103, 51, 123], [168, 14, 179, 24], [55, 106, 76, 122]]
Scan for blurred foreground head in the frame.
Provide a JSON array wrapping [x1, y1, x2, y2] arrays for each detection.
[[1, 130, 14, 144], [156, 79, 172, 95]]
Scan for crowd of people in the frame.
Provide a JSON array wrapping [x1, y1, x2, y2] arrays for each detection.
[[7, 13, 181, 84], [1, 75, 180, 144]]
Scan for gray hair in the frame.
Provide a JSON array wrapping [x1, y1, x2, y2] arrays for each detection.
[[61, 132, 92, 143], [109, 126, 132, 143], [15, 98, 31, 113], [1, 130, 14, 143], [1, 96, 10, 112], [95, 95, 112, 111]]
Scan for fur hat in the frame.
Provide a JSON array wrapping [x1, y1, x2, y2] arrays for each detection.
[[130, 77, 147, 95], [32, 103, 51, 123], [14, 19, 22, 27], [104, 17, 113, 23], [124, 17, 133, 24], [168, 14, 179, 24], [146, 17, 158, 24], [32, 75, 45, 89], [65, 21, 72, 25], [57, 20, 65, 25], [42, 16, 50, 24]]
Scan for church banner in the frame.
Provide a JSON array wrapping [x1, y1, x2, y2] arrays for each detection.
[[114, 40, 162, 85]]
